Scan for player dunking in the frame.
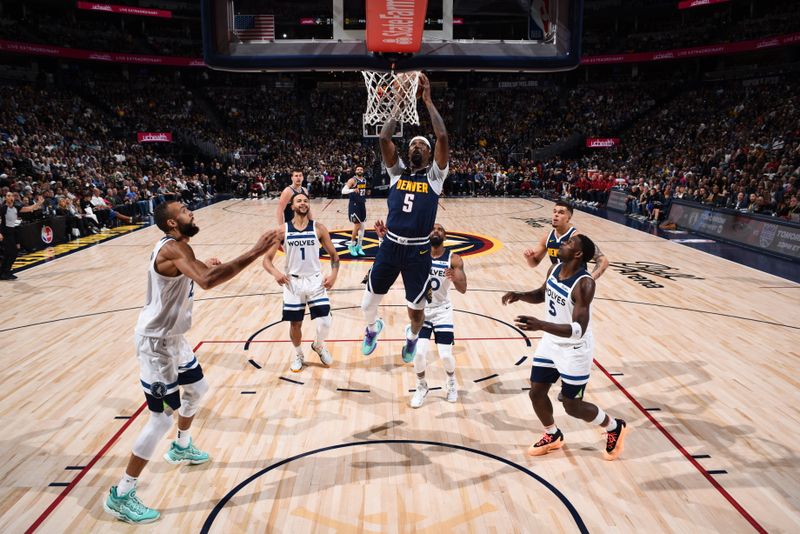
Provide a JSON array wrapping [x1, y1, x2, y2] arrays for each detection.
[[276, 169, 310, 226], [342, 165, 368, 256], [523, 201, 609, 279], [263, 192, 340, 372], [410, 223, 467, 407], [502, 234, 629, 460], [104, 200, 277, 523], [361, 72, 449, 361]]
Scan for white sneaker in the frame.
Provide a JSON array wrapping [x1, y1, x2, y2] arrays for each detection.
[[311, 342, 332, 366], [445, 377, 458, 403], [410, 380, 429, 408], [290, 353, 304, 372]]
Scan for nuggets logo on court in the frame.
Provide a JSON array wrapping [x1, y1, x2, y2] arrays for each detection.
[[321, 229, 501, 262], [41, 225, 53, 244]]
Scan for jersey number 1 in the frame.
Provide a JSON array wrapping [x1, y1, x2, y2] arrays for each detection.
[[402, 193, 414, 213]]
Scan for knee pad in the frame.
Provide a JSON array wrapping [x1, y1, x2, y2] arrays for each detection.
[[361, 289, 383, 322], [413, 338, 430, 374], [131, 411, 173, 460], [178, 378, 209, 418], [314, 314, 332, 340], [438, 343, 455, 373]]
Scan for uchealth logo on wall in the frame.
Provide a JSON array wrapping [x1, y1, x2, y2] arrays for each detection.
[[137, 132, 173, 143], [41, 225, 54, 244], [320, 229, 501, 262]]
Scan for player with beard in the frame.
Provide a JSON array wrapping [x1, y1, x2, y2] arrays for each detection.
[[262, 192, 340, 372], [104, 200, 278, 524], [503, 234, 629, 460], [409, 223, 467, 407], [361, 72, 450, 363], [342, 165, 368, 256], [523, 201, 609, 279]]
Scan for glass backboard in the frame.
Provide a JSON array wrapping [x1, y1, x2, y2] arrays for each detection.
[[202, 0, 583, 72]]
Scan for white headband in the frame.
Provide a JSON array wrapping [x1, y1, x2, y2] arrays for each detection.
[[409, 136, 431, 149]]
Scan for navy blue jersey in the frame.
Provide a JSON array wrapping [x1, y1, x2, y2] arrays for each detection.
[[385, 159, 448, 239], [349, 178, 367, 208], [546, 226, 576, 265]]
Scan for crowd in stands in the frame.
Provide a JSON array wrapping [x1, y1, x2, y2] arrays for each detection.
[[2, 69, 797, 252], [583, 0, 800, 55]]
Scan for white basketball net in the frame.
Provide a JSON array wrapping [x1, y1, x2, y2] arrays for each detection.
[[361, 70, 421, 126]]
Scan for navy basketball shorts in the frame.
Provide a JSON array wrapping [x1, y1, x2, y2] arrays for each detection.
[[367, 240, 432, 310], [348, 204, 366, 224]]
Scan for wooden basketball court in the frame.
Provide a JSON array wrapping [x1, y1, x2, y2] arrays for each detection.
[[1, 198, 798, 533]]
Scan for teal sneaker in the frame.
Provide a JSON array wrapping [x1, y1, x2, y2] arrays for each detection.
[[361, 318, 384, 356], [355, 245, 366, 256], [164, 438, 210, 465], [401, 325, 418, 363], [103, 486, 160, 524], [347, 244, 357, 256]]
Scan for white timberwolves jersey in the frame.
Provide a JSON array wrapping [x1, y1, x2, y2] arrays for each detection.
[[429, 250, 452, 307], [135, 236, 194, 337], [284, 220, 321, 276], [544, 263, 593, 346]]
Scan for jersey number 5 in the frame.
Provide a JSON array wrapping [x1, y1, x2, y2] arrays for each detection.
[[548, 300, 556, 316], [402, 193, 414, 213]]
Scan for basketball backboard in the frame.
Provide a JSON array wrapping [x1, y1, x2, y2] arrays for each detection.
[[202, 0, 583, 72]]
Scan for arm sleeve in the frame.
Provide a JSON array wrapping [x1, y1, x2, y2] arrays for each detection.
[[387, 159, 406, 186], [427, 161, 449, 195]]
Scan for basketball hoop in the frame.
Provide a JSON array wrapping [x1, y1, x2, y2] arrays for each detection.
[[361, 70, 421, 128]]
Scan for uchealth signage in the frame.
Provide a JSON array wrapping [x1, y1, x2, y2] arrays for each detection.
[[678, 0, 729, 9], [137, 132, 173, 143], [586, 138, 620, 148], [365, 0, 427, 53], [76, 2, 172, 18]]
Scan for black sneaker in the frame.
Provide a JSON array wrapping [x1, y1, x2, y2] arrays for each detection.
[[603, 419, 629, 461], [0, 273, 17, 280], [526, 429, 564, 456]]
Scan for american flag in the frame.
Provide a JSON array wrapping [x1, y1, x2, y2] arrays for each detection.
[[233, 14, 275, 41]]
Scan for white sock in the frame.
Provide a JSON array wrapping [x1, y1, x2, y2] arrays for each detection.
[[407, 329, 419, 342], [591, 407, 606, 426], [118, 474, 137, 495], [357, 227, 365, 247], [176, 428, 191, 448], [605, 417, 618, 432], [544, 424, 558, 435], [293, 344, 303, 356]]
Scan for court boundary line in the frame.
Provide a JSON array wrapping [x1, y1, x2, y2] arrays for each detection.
[[26, 337, 768, 533], [593, 358, 766, 533], [199, 439, 588, 534]]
